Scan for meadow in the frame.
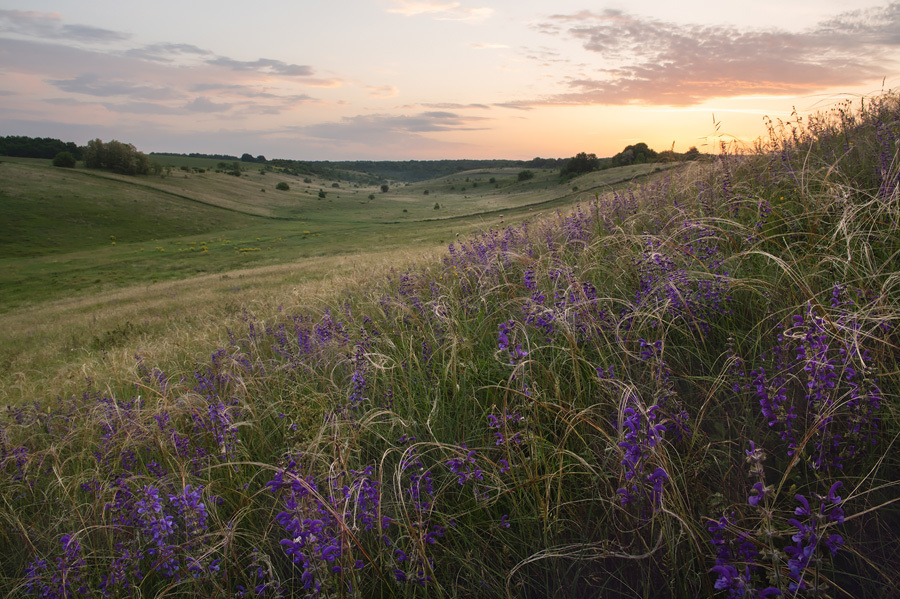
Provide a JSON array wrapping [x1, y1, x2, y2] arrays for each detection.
[[1, 94, 898, 598]]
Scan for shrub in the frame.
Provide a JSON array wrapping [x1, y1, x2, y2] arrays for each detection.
[[276, 182, 290, 191], [51, 151, 76, 168], [517, 169, 534, 181]]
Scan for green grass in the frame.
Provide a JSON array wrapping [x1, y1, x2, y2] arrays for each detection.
[[2, 95, 898, 598], [0, 157, 669, 311]]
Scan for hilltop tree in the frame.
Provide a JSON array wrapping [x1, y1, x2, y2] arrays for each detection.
[[381, 184, 389, 193], [610, 143, 658, 167], [560, 152, 600, 176]]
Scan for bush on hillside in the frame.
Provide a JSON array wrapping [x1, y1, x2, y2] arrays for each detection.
[[52, 151, 76, 168], [81, 138, 151, 175]]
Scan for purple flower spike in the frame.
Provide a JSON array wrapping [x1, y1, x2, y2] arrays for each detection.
[[828, 481, 843, 504]]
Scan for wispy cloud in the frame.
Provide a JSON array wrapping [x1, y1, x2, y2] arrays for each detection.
[[184, 97, 233, 113], [386, 1, 493, 22], [528, 3, 900, 106], [288, 110, 487, 157], [47, 73, 178, 100], [418, 102, 491, 109], [206, 57, 316, 77], [366, 85, 399, 98], [0, 9, 129, 43], [125, 43, 211, 62], [303, 111, 487, 143]]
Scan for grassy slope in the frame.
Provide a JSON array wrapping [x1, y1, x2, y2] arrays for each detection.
[[0, 157, 667, 311], [0, 157, 668, 402], [2, 96, 898, 598]]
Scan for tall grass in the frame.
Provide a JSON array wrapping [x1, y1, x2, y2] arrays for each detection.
[[2, 93, 898, 598]]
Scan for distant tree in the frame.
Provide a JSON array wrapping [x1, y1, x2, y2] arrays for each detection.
[[52, 151, 76, 168], [318, 190, 326, 199], [0, 135, 80, 159], [82, 139, 105, 168], [610, 143, 658, 167], [433, 202, 440, 210], [368, 194, 375, 200], [560, 152, 599, 176], [276, 182, 290, 191], [517, 169, 535, 181], [381, 184, 389, 193], [304, 177, 313, 184], [423, 189, 429, 195], [684, 146, 701, 161], [256, 155, 266, 163], [240, 153, 256, 163], [81, 138, 150, 175]]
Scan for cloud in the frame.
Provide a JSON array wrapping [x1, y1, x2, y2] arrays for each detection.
[[206, 56, 343, 87], [185, 97, 233, 113], [492, 102, 533, 111], [529, 4, 900, 106], [0, 9, 129, 43], [386, 1, 493, 22], [206, 57, 315, 77], [418, 102, 491, 109], [303, 111, 488, 143], [470, 42, 509, 50], [125, 43, 211, 62], [366, 85, 399, 98], [47, 73, 178, 100], [288, 111, 488, 158], [101, 101, 184, 115]]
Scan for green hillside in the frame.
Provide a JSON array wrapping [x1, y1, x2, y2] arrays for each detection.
[[0, 157, 670, 310], [1, 95, 898, 598]]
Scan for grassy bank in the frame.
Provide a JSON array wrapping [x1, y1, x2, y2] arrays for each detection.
[[0, 155, 667, 312], [1, 94, 899, 598]]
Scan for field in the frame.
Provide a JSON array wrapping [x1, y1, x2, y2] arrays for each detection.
[[0, 156, 670, 311], [1, 95, 899, 598], [0, 156, 668, 411]]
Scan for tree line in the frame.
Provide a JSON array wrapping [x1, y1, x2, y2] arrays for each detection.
[[559, 143, 703, 177], [0, 135, 82, 160]]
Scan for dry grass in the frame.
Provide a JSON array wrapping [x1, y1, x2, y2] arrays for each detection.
[[0, 245, 443, 405]]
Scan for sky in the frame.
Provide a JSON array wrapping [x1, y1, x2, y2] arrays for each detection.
[[1, 0, 898, 160]]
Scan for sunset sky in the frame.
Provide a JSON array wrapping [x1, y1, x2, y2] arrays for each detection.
[[1, 1, 898, 160]]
